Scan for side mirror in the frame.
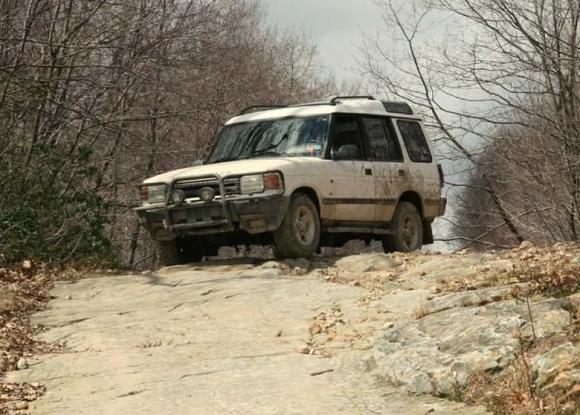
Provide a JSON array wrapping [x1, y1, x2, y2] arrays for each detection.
[[333, 144, 361, 160]]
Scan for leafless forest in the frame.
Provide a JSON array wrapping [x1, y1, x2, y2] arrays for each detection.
[[0, 0, 334, 266], [1, 0, 578, 267], [362, 0, 580, 248]]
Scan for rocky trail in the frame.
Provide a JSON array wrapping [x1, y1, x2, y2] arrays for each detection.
[[3, 244, 579, 414]]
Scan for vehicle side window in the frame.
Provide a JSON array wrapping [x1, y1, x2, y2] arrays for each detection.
[[331, 114, 363, 160], [361, 117, 403, 162], [397, 120, 432, 163]]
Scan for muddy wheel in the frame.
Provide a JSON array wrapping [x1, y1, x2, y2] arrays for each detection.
[[272, 193, 320, 258], [382, 202, 423, 253]]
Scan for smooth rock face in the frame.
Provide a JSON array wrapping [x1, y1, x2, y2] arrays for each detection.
[[532, 343, 580, 396], [7, 264, 486, 415], [374, 294, 572, 396]]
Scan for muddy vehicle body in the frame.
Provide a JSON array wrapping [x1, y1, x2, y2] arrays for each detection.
[[135, 96, 446, 265]]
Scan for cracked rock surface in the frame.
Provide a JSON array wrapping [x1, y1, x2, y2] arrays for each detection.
[[373, 294, 573, 396], [6, 259, 488, 415]]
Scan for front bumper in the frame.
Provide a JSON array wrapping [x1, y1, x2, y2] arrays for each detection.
[[135, 182, 288, 241]]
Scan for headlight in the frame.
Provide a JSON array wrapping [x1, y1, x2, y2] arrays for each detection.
[[240, 174, 264, 194], [239, 172, 283, 194], [170, 189, 185, 204], [140, 184, 166, 204]]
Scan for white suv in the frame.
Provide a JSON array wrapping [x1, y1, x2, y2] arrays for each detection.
[[136, 96, 446, 265]]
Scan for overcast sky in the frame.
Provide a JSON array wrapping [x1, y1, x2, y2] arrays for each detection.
[[265, 0, 384, 80]]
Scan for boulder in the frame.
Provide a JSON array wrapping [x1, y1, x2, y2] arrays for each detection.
[[532, 343, 580, 396]]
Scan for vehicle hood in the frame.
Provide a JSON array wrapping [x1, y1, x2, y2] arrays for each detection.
[[143, 157, 314, 185]]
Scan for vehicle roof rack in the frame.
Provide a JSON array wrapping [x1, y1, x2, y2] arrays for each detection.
[[237, 98, 414, 116], [239, 105, 287, 115], [329, 96, 375, 105], [287, 100, 330, 108]]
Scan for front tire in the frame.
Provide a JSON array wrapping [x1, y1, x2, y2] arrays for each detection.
[[382, 202, 423, 253], [273, 193, 321, 258]]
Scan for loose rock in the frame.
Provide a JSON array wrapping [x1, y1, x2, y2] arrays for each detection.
[[16, 357, 28, 370], [296, 344, 311, 354]]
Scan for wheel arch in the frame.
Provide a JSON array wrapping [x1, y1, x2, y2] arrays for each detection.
[[397, 191, 424, 218], [291, 186, 321, 214]]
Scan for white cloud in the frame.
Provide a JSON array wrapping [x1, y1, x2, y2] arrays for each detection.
[[264, 0, 384, 79]]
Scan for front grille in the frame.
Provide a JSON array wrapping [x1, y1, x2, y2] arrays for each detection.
[[223, 177, 241, 197], [173, 177, 220, 202]]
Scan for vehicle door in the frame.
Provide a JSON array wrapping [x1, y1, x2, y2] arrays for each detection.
[[393, 119, 440, 218], [320, 113, 376, 222], [359, 116, 409, 223]]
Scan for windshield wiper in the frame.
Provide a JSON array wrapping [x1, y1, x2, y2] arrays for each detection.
[[249, 133, 288, 158]]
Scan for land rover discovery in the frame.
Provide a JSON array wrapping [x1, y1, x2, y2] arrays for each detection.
[[135, 96, 446, 265]]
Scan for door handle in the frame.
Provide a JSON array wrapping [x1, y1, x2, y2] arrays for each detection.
[[365, 168, 373, 176], [398, 169, 406, 176]]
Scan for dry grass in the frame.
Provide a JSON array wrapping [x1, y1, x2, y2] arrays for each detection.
[[412, 301, 429, 320], [464, 325, 580, 415], [458, 243, 580, 297]]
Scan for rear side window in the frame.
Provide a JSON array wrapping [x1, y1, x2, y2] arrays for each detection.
[[331, 114, 363, 160], [397, 120, 432, 163], [360, 117, 402, 162]]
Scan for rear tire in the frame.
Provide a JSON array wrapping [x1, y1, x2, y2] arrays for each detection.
[[273, 193, 321, 258], [382, 202, 423, 253]]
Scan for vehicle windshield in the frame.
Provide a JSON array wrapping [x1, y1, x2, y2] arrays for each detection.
[[206, 115, 329, 164]]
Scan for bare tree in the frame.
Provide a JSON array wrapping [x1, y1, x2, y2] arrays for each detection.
[[360, 0, 579, 248], [0, 0, 335, 266]]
